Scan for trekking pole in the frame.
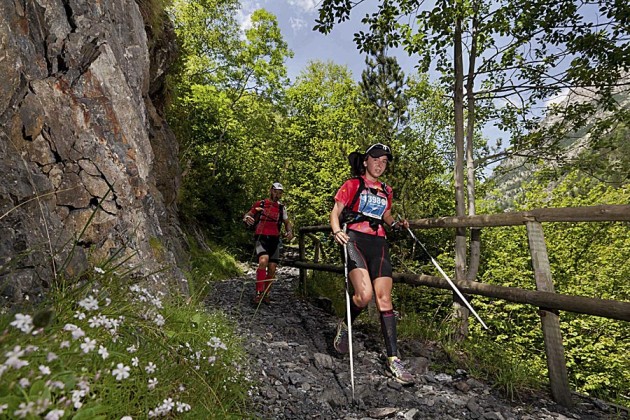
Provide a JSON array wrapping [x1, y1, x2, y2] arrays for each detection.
[[403, 225, 489, 330], [342, 224, 355, 401]]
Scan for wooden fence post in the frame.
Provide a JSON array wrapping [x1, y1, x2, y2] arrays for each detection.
[[299, 230, 306, 291], [526, 219, 573, 408]]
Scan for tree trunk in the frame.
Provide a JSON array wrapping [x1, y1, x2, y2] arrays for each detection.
[[466, 5, 481, 283], [452, 11, 469, 340]]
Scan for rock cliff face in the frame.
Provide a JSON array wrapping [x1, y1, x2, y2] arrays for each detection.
[[0, 0, 187, 303]]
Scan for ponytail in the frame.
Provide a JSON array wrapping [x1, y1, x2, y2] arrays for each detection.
[[348, 151, 365, 177]]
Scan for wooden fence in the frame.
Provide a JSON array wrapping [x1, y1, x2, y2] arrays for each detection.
[[286, 204, 630, 408]]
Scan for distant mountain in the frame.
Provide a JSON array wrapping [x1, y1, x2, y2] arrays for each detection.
[[487, 78, 630, 211]]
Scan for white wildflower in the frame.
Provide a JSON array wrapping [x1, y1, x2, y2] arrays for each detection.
[[74, 311, 86, 320], [34, 398, 51, 415], [151, 297, 163, 309], [207, 337, 227, 350], [5, 346, 29, 369], [94, 267, 105, 274], [176, 402, 191, 413], [80, 337, 96, 354], [47, 380, 65, 390], [87, 316, 99, 328], [98, 345, 109, 360], [19, 378, 30, 388], [59, 341, 70, 349], [5, 345, 25, 358], [39, 365, 51, 375], [25, 345, 38, 353], [131, 357, 139, 367], [77, 380, 90, 392], [153, 314, 165, 327], [44, 409, 65, 420], [0, 403, 8, 414], [126, 345, 137, 353], [71, 329, 85, 340], [144, 362, 156, 374], [63, 324, 85, 340], [47, 352, 58, 362], [71, 389, 86, 409], [161, 398, 174, 412], [78, 295, 99, 311], [112, 363, 130, 380], [10, 313, 33, 334], [14, 401, 35, 418], [148, 377, 158, 390]]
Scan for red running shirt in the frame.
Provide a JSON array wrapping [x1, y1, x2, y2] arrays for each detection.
[[249, 199, 287, 236], [334, 177, 392, 237]]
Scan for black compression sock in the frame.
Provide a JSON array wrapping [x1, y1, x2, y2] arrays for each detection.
[[380, 309, 398, 357], [348, 298, 364, 325]]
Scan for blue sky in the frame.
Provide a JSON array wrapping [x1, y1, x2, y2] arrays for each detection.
[[238, 0, 420, 82]]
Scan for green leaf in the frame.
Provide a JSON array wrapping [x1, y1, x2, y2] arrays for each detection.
[[29, 380, 51, 400], [72, 404, 108, 420]]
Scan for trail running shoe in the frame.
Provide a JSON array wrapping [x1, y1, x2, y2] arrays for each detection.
[[387, 357, 415, 385], [252, 292, 263, 305], [333, 321, 349, 354], [263, 292, 271, 304]]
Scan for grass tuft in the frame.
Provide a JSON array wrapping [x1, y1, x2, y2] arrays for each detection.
[[186, 237, 242, 304], [397, 311, 543, 401], [0, 265, 251, 418]]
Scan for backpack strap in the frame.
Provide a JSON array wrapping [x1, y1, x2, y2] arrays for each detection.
[[340, 177, 391, 229], [257, 199, 284, 231], [346, 177, 365, 216], [277, 202, 284, 231]]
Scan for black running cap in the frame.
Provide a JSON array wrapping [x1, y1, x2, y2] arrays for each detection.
[[365, 143, 393, 161]]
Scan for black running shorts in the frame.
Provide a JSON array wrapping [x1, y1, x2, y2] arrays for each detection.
[[345, 230, 392, 279], [255, 235, 281, 263]]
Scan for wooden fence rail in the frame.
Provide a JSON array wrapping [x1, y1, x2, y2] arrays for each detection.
[[289, 204, 630, 408], [287, 261, 630, 322], [299, 204, 630, 233]]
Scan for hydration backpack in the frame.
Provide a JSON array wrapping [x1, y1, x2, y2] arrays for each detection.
[[340, 177, 391, 231], [249, 199, 284, 232]]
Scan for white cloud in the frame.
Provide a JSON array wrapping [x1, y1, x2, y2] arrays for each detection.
[[289, 17, 307, 32], [288, 0, 318, 12], [239, 0, 315, 35], [238, 11, 254, 32], [237, 1, 260, 32]]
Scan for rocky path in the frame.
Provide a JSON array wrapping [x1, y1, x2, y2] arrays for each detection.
[[206, 266, 626, 420]]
